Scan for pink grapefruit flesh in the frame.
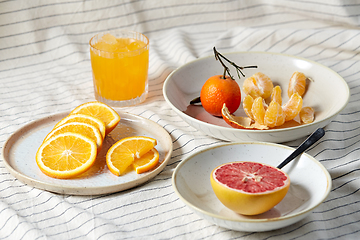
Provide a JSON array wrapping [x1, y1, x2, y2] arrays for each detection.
[[210, 161, 290, 215]]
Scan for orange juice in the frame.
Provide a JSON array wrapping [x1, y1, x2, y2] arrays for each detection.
[[89, 31, 149, 106]]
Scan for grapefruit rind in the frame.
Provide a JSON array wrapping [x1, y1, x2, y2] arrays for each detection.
[[210, 161, 290, 215]]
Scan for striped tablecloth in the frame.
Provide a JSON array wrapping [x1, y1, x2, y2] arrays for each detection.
[[1, 1, 359, 239]]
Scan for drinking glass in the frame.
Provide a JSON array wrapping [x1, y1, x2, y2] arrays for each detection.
[[89, 30, 149, 107]]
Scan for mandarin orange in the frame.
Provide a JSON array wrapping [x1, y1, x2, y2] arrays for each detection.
[[200, 75, 241, 116]]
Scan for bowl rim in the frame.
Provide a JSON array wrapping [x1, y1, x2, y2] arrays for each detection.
[[163, 51, 350, 134], [172, 141, 332, 223]]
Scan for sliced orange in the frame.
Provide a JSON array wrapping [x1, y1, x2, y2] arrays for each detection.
[[54, 114, 106, 139], [106, 136, 157, 176], [243, 72, 274, 99], [44, 122, 103, 151], [288, 71, 307, 97], [70, 101, 120, 135], [282, 92, 303, 121], [300, 106, 315, 124], [243, 95, 254, 120], [271, 85, 282, 105], [251, 97, 266, 125], [264, 101, 286, 128], [132, 148, 159, 174], [36, 132, 97, 179]]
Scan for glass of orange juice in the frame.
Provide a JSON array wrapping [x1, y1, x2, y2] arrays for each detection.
[[89, 30, 149, 107]]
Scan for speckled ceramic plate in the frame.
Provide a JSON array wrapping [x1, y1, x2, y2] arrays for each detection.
[[163, 51, 350, 142], [2, 111, 173, 195], [172, 142, 332, 232]]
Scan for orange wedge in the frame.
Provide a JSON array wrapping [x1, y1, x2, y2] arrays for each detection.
[[282, 92, 303, 121], [264, 101, 286, 128], [44, 122, 103, 151], [132, 148, 159, 174], [300, 106, 315, 124], [54, 114, 106, 139], [106, 136, 157, 176], [271, 85, 282, 105], [251, 97, 266, 125], [243, 95, 254, 120], [36, 132, 97, 179], [70, 101, 120, 135], [288, 71, 307, 97]]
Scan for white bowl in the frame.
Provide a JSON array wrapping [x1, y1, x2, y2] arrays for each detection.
[[163, 52, 349, 142], [172, 142, 332, 232]]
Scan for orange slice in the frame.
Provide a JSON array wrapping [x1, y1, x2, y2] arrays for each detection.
[[132, 148, 159, 174], [243, 72, 274, 99], [300, 106, 315, 124], [264, 101, 286, 128], [36, 132, 97, 179], [282, 92, 303, 121], [44, 122, 103, 151], [288, 71, 307, 97], [54, 114, 106, 139], [70, 101, 120, 135], [106, 136, 157, 176]]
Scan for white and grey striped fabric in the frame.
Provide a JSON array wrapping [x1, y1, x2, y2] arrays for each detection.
[[1, 0, 359, 239]]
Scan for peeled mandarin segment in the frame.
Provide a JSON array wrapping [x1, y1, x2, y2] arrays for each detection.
[[54, 114, 106, 139], [132, 148, 159, 174], [36, 132, 97, 179], [251, 97, 266, 125], [282, 92, 303, 121], [70, 101, 121, 135], [243, 95, 254, 120], [44, 122, 103, 151], [264, 101, 286, 128], [300, 106, 315, 124], [271, 85, 282, 105], [106, 136, 157, 176], [288, 71, 307, 97], [243, 76, 260, 98], [243, 72, 273, 99]]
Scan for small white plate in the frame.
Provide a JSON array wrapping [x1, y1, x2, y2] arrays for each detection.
[[172, 142, 331, 232], [2, 111, 173, 195], [163, 52, 350, 142]]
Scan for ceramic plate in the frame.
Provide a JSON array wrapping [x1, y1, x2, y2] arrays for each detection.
[[163, 52, 350, 142], [2, 111, 173, 195], [172, 142, 331, 232]]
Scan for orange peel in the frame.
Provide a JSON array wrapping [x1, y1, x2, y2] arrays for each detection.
[[221, 104, 268, 130]]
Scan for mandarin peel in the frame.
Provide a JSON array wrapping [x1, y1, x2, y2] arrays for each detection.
[[221, 104, 268, 130]]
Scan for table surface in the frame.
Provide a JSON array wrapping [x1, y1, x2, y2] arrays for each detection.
[[1, 1, 359, 239]]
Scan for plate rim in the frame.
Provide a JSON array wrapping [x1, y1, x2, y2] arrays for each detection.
[[163, 51, 350, 134], [2, 110, 173, 195], [172, 141, 332, 224]]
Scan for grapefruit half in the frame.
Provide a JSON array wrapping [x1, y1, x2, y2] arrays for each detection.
[[210, 161, 290, 215]]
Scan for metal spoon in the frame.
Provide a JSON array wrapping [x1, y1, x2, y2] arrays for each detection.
[[277, 128, 325, 169]]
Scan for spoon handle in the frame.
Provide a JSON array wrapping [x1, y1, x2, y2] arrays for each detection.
[[277, 128, 325, 169]]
